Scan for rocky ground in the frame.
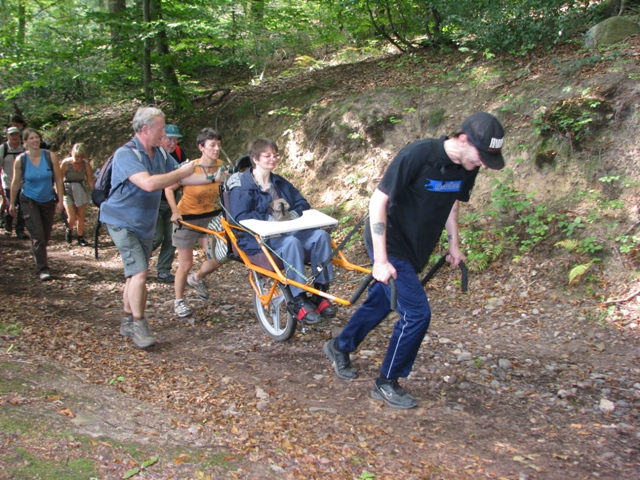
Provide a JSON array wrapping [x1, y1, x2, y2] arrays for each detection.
[[1, 213, 639, 479]]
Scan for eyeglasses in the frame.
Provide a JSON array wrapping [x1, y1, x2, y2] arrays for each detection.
[[259, 153, 279, 160]]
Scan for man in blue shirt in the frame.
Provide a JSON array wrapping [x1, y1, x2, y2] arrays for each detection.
[[324, 112, 506, 408], [100, 107, 197, 349]]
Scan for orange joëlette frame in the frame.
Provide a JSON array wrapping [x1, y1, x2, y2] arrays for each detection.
[[178, 218, 371, 309]]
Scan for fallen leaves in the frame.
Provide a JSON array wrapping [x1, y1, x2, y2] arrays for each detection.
[[512, 454, 544, 473], [173, 453, 191, 465], [57, 407, 76, 418]]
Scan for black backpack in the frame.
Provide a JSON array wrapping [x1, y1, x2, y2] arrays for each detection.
[[92, 140, 137, 207]]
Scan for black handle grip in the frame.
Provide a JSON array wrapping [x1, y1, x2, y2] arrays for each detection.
[[389, 277, 397, 311], [460, 261, 468, 293], [350, 273, 373, 305]]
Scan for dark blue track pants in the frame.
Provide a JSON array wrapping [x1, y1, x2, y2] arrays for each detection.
[[336, 255, 431, 379]]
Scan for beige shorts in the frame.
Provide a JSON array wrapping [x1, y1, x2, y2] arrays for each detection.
[[172, 216, 212, 249]]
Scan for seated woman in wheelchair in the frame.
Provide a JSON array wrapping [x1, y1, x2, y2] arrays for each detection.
[[227, 138, 337, 324]]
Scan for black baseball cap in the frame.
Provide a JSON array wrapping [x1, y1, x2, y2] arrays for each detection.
[[461, 112, 505, 170]]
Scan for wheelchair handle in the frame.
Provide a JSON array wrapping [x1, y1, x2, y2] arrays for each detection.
[[420, 254, 468, 293], [349, 273, 398, 311]]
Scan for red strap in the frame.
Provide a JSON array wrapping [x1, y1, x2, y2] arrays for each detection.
[[296, 306, 314, 321], [315, 299, 332, 314]]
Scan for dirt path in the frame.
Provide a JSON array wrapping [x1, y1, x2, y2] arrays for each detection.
[[1, 218, 639, 479]]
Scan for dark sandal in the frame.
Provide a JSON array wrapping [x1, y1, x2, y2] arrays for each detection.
[[315, 299, 338, 318], [296, 304, 322, 324]]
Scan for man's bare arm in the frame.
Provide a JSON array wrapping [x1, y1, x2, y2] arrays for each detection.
[[369, 188, 396, 283]]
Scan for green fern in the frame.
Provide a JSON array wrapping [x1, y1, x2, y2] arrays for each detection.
[[555, 239, 579, 251], [569, 261, 593, 284]]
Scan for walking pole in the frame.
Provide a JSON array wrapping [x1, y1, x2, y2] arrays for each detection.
[[94, 221, 101, 259], [421, 254, 468, 292]]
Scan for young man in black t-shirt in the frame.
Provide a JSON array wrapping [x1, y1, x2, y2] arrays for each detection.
[[324, 112, 506, 409]]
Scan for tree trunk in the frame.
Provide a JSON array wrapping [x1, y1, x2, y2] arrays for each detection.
[[151, 0, 180, 90], [17, 0, 26, 45], [252, 0, 265, 23], [142, 0, 154, 103], [151, 0, 190, 110], [108, 0, 126, 57]]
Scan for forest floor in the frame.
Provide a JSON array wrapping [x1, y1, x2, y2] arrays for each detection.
[[1, 211, 639, 480], [3, 36, 640, 480]]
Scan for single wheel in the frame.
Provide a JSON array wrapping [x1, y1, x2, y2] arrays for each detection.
[[252, 272, 297, 341]]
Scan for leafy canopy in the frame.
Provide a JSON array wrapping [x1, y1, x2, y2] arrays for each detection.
[[0, 0, 601, 117]]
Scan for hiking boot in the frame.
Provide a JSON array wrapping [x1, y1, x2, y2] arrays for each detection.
[[187, 273, 210, 300], [174, 299, 193, 318], [65, 229, 72, 243], [132, 319, 156, 349], [157, 272, 175, 283], [120, 315, 134, 337], [323, 337, 357, 379], [371, 378, 417, 409], [16, 231, 29, 240], [39, 271, 52, 281], [77, 236, 89, 246], [288, 293, 322, 324]]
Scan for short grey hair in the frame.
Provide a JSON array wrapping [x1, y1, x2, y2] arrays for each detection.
[[132, 107, 164, 133]]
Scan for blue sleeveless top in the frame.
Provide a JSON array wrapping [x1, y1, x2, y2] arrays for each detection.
[[22, 151, 55, 203]]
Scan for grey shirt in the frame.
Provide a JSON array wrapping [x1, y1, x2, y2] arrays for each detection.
[[1, 142, 26, 189]]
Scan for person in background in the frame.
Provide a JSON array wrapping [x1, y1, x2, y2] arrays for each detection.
[[323, 112, 506, 409], [165, 127, 227, 318], [164, 124, 188, 163], [60, 143, 93, 246], [1, 126, 27, 239], [228, 138, 338, 325], [153, 124, 189, 283], [9, 128, 64, 280], [11, 115, 26, 144], [11, 115, 50, 149], [99, 107, 198, 349]]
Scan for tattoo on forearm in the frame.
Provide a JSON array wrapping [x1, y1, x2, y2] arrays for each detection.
[[372, 222, 386, 236]]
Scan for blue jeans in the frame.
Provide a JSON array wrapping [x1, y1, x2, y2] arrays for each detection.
[[268, 228, 333, 297], [337, 254, 431, 379]]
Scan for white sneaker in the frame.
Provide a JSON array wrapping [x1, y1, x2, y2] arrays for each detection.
[[187, 273, 210, 300], [174, 299, 193, 318]]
